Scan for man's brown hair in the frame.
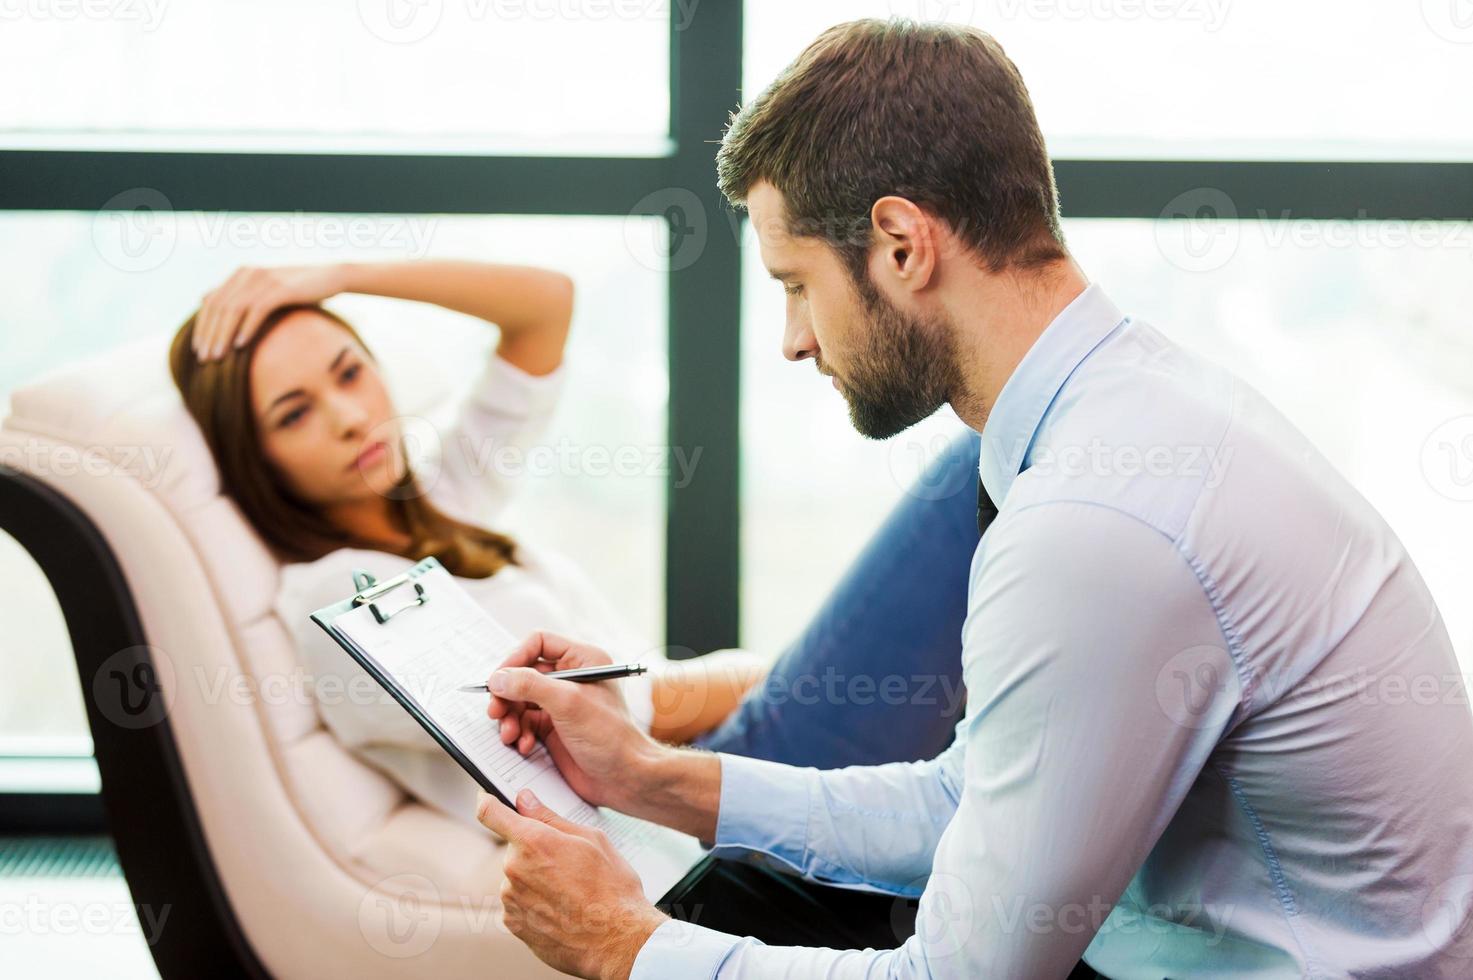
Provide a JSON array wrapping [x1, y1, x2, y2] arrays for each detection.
[[717, 18, 1065, 281]]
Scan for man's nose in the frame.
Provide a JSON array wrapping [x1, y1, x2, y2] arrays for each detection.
[[783, 320, 817, 363]]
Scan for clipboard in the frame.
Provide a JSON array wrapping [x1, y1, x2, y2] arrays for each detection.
[[308, 556, 709, 902], [309, 557, 516, 804]]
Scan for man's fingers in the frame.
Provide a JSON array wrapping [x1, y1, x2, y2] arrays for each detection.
[[479, 788, 597, 847], [514, 789, 598, 841], [489, 633, 615, 691], [500, 707, 553, 754], [488, 666, 577, 715], [476, 791, 537, 841], [495, 630, 577, 673], [498, 710, 524, 746]]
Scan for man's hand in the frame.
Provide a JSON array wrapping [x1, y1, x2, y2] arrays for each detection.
[[478, 788, 666, 980], [486, 631, 724, 840], [486, 632, 658, 810]]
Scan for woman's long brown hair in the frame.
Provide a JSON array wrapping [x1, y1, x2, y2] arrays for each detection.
[[168, 304, 517, 578]]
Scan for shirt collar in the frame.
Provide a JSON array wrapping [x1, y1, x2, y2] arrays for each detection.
[[977, 283, 1127, 508]]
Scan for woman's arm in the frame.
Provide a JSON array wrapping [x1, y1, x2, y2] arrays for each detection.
[[337, 261, 573, 376], [192, 260, 574, 375], [647, 649, 771, 745]]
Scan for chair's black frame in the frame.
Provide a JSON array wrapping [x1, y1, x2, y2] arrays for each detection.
[[0, 464, 270, 978]]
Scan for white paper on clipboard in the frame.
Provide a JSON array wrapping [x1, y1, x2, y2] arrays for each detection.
[[319, 563, 704, 901]]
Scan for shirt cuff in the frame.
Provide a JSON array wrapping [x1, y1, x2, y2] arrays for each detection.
[[629, 918, 745, 980], [713, 754, 812, 870]]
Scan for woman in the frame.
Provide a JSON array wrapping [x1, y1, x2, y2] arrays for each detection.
[[171, 259, 981, 827]]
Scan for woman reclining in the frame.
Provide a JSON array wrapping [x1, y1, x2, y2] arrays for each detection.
[[170, 258, 980, 825]]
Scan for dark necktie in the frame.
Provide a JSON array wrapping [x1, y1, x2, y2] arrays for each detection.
[[977, 476, 999, 536]]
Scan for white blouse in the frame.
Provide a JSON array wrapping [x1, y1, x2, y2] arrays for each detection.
[[274, 354, 658, 827]]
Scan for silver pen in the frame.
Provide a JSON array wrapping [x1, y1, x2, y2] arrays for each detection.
[[457, 662, 647, 692]]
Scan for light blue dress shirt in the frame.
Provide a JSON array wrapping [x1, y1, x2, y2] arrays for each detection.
[[631, 284, 1473, 978]]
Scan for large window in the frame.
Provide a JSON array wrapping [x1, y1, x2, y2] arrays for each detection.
[[747, 0, 1473, 160], [738, 1, 1473, 661], [0, 532, 87, 746], [0, 0, 670, 152], [1, 2, 1469, 816], [742, 218, 1473, 664], [0, 0, 746, 809], [0, 211, 669, 749]]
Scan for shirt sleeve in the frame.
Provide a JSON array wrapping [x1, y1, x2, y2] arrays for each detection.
[[429, 353, 567, 525], [710, 744, 965, 896], [632, 500, 1242, 979]]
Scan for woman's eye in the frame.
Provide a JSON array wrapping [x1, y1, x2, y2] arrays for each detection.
[[784, 283, 804, 297], [278, 406, 308, 429], [340, 363, 361, 383]]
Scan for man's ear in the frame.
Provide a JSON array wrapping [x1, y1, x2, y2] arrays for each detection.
[[870, 196, 938, 293]]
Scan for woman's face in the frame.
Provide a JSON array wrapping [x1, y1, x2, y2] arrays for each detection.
[[249, 309, 406, 506]]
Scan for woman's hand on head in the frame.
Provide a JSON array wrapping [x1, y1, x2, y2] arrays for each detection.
[[194, 264, 347, 361]]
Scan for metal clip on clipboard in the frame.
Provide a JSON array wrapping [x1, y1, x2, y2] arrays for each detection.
[[349, 565, 429, 624]]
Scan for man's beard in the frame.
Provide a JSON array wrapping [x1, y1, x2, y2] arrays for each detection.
[[831, 273, 962, 440]]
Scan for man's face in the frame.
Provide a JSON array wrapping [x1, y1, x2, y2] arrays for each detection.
[[748, 180, 960, 439]]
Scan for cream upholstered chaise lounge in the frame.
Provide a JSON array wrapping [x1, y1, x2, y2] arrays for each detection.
[[0, 330, 563, 978]]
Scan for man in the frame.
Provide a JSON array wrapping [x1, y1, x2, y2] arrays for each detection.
[[477, 18, 1473, 978]]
